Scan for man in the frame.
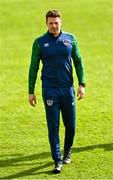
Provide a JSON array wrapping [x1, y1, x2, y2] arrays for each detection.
[[28, 10, 85, 174]]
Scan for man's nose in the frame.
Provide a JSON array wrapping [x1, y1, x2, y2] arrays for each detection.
[[52, 23, 56, 27]]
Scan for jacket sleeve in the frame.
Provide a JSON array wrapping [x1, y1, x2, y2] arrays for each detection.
[[71, 36, 85, 85], [28, 39, 41, 94]]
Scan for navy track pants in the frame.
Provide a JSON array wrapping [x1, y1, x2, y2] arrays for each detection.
[[42, 87, 76, 163]]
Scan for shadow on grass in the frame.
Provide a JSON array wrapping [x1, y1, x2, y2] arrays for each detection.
[[0, 152, 51, 168], [73, 143, 113, 153], [0, 162, 53, 179], [0, 152, 53, 179], [0, 143, 113, 179]]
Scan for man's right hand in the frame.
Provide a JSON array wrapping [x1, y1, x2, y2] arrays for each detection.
[[28, 94, 37, 107]]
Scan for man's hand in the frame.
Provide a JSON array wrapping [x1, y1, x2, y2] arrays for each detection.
[[77, 85, 85, 100], [29, 94, 37, 107]]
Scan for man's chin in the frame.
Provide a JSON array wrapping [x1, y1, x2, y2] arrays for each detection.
[[52, 31, 58, 33], [51, 31, 60, 35]]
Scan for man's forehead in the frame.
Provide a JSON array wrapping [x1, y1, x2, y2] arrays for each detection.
[[47, 17, 61, 23]]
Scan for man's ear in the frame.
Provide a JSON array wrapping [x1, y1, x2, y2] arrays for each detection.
[[60, 20, 62, 26]]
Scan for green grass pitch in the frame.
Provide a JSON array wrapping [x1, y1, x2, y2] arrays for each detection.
[[0, 0, 113, 179]]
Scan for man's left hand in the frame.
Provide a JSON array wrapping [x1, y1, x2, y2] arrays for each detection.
[[77, 85, 85, 100]]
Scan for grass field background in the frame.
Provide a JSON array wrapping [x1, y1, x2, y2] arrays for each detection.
[[0, 0, 113, 179]]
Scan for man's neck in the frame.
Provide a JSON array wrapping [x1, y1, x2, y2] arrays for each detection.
[[53, 32, 60, 37]]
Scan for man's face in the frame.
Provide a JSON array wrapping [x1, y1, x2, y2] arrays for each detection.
[[46, 17, 62, 36]]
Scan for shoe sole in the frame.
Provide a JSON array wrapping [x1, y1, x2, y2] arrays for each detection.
[[53, 169, 61, 174], [63, 160, 71, 164]]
